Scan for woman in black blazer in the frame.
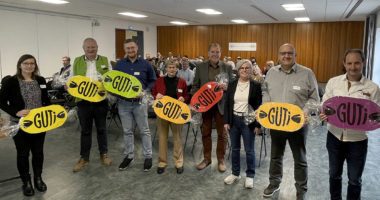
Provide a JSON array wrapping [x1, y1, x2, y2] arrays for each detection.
[[223, 59, 262, 189], [0, 54, 50, 196]]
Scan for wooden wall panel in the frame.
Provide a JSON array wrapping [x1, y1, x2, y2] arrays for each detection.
[[157, 22, 364, 82]]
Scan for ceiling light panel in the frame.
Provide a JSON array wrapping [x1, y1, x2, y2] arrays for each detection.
[[282, 4, 305, 11], [118, 12, 147, 18], [39, 0, 69, 4], [170, 21, 189, 25], [196, 9, 222, 15], [294, 17, 310, 22], [231, 19, 248, 24]]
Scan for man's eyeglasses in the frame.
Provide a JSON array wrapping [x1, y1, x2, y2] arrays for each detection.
[[279, 52, 294, 56]]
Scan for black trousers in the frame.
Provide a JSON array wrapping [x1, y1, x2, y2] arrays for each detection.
[[13, 130, 46, 182], [77, 100, 108, 160], [269, 127, 308, 194]]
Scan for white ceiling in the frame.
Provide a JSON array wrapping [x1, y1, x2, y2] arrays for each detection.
[[0, 0, 379, 25]]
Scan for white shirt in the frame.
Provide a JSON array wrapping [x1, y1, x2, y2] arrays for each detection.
[[85, 57, 100, 81], [322, 74, 380, 141], [233, 81, 250, 113]]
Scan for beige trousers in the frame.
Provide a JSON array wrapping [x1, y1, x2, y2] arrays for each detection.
[[157, 118, 184, 168]]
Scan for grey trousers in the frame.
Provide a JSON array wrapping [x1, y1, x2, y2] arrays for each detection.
[[268, 127, 308, 193]]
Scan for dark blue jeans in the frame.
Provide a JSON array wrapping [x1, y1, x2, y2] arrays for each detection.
[[229, 115, 255, 178], [326, 132, 368, 200], [77, 100, 109, 160]]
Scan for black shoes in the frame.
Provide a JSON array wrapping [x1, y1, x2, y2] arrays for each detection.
[[157, 166, 183, 174], [21, 175, 47, 196], [34, 176, 47, 192], [22, 179, 34, 196], [263, 184, 280, 198], [119, 157, 134, 170], [143, 158, 152, 172], [157, 167, 165, 174], [119, 157, 152, 171], [176, 166, 184, 174]]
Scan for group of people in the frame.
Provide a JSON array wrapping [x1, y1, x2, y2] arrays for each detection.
[[0, 37, 379, 200]]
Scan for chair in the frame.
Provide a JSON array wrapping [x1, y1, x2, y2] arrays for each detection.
[[257, 128, 268, 167], [107, 103, 121, 128]]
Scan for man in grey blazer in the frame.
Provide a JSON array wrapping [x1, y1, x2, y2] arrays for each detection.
[[191, 43, 233, 172]]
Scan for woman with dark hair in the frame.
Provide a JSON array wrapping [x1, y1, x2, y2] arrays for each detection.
[[0, 54, 50, 196], [223, 59, 262, 189]]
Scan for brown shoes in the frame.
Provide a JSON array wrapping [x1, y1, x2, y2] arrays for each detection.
[[196, 160, 211, 170], [218, 161, 226, 172], [100, 154, 112, 166], [73, 154, 111, 172], [73, 158, 89, 172]]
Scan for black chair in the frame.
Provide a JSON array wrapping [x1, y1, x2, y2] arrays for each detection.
[[107, 103, 121, 128], [257, 128, 268, 167]]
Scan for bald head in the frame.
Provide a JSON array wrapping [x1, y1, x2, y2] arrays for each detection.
[[279, 43, 296, 54], [278, 43, 296, 70]]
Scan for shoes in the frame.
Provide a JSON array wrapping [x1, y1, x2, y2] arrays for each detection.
[[245, 177, 254, 189], [224, 174, 241, 185], [157, 167, 165, 174], [119, 157, 134, 171], [144, 158, 152, 172], [218, 161, 226, 172], [100, 154, 112, 166], [196, 160, 211, 170], [34, 176, 47, 192], [22, 177, 34, 196], [73, 158, 89, 172], [176, 166, 184, 174], [263, 184, 280, 197]]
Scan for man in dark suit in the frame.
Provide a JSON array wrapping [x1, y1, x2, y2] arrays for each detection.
[[191, 43, 233, 172]]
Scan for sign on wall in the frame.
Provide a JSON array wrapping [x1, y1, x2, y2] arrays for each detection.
[[228, 42, 257, 51]]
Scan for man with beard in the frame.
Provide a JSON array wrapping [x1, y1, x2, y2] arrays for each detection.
[[114, 39, 156, 172]]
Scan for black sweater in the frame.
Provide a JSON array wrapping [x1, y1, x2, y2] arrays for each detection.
[[0, 75, 50, 119], [224, 80, 262, 130]]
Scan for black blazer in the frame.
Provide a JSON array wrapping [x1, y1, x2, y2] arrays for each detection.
[[0, 75, 50, 118], [224, 80, 262, 130]]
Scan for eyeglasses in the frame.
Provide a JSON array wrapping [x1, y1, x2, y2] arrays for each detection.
[[279, 52, 294, 56], [239, 67, 251, 70], [22, 62, 35, 66]]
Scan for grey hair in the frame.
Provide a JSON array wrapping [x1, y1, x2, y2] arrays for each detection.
[[236, 59, 253, 71]]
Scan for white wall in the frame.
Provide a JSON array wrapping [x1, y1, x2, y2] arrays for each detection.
[[373, 10, 380, 86], [0, 9, 157, 79]]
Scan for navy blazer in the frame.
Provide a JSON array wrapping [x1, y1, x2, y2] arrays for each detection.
[[0, 75, 50, 118], [224, 79, 262, 130]]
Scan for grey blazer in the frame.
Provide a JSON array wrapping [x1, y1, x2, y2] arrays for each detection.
[[191, 60, 233, 115]]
